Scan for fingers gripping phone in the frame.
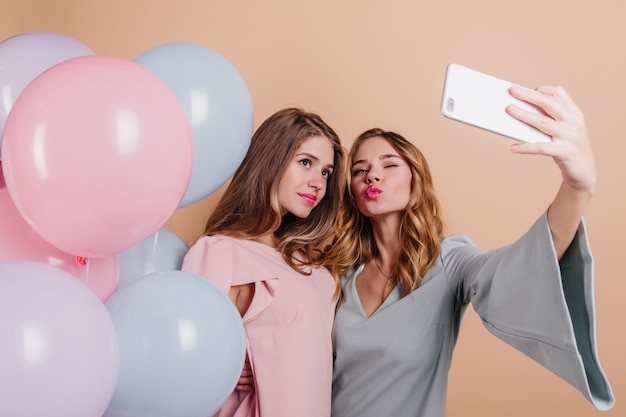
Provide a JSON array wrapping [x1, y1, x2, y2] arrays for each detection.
[[440, 63, 551, 143]]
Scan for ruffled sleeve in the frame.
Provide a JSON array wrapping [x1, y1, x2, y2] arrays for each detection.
[[444, 212, 615, 410], [181, 235, 279, 323]]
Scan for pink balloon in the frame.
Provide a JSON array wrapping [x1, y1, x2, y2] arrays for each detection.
[[0, 260, 119, 417], [1, 55, 193, 257], [0, 162, 119, 301], [0, 31, 95, 155]]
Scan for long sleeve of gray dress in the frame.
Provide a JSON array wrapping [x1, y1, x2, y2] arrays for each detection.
[[461, 215, 614, 410], [331, 213, 614, 417]]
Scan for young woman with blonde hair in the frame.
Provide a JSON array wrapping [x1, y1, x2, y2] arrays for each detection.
[[327, 85, 614, 417]]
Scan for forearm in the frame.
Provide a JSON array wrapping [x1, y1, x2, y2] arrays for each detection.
[[547, 181, 594, 259]]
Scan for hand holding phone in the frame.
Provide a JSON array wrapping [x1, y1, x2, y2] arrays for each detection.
[[440, 63, 551, 143]]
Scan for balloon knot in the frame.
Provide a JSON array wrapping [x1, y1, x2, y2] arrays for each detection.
[[76, 256, 87, 266]]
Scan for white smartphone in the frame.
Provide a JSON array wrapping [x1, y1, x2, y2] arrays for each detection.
[[440, 63, 551, 143]]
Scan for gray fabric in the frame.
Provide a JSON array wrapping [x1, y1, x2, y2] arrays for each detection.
[[331, 213, 614, 417]]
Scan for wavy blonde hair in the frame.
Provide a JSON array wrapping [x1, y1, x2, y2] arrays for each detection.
[[326, 128, 445, 299], [200, 108, 346, 282]]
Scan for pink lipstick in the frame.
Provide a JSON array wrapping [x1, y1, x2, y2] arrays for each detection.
[[299, 193, 317, 205], [365, 185, 382, 200]]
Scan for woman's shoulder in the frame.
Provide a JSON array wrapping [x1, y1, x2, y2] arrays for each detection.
[[437, 234, 486, 268], [192, 234, 279, 255], [440, 234, 476, 251], [185, 235, 286, 270], [192, 234, 242, 246]]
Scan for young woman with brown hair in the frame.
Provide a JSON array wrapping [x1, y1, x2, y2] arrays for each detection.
[[183, 107, 346, 417]]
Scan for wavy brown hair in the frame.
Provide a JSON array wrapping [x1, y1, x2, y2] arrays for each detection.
[[200, 107, 345, 282], [326, 128, 445, 299]]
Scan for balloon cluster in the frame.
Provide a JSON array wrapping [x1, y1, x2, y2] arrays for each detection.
[[0, 32, 250, 417]]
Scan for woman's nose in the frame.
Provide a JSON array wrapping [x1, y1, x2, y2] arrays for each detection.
[[366, 172, 380, 184], [309, 173, 324, 190]]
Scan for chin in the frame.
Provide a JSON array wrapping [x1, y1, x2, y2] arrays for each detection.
[[295, 210, 313, 218], [286, 208, 313, 219]]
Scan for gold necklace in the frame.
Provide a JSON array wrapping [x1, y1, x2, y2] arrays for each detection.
[[374, 258, 394, 281]]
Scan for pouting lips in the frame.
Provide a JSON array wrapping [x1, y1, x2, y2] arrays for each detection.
[[364, 185, 382, 200]]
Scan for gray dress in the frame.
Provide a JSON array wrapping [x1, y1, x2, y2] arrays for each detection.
[[331, 213, 614, 417]]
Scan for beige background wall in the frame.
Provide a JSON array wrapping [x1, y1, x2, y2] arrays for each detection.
[[2, 1, 623, 415]]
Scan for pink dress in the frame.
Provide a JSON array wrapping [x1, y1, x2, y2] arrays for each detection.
[[182, 235, 336, 417]]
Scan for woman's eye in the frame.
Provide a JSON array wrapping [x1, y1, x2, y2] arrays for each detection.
[[384, 164, 397, 168], [300, 159, 311, 167], [353, 168, 367, 175], [322, 169, 332, 179]]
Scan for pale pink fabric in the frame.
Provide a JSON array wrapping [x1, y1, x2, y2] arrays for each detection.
[[182, 235, 336, 417]]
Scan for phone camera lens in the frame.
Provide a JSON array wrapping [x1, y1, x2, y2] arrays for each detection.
[[446, 98, 455, 112]]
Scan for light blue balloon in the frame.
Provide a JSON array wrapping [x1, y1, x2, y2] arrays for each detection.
[[105, 271, 246, 417], [118, 228, 188, 289], [135, 43, 254, 207]]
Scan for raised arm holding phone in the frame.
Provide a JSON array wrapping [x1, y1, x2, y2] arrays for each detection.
[[325, 69, 614, 417]]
